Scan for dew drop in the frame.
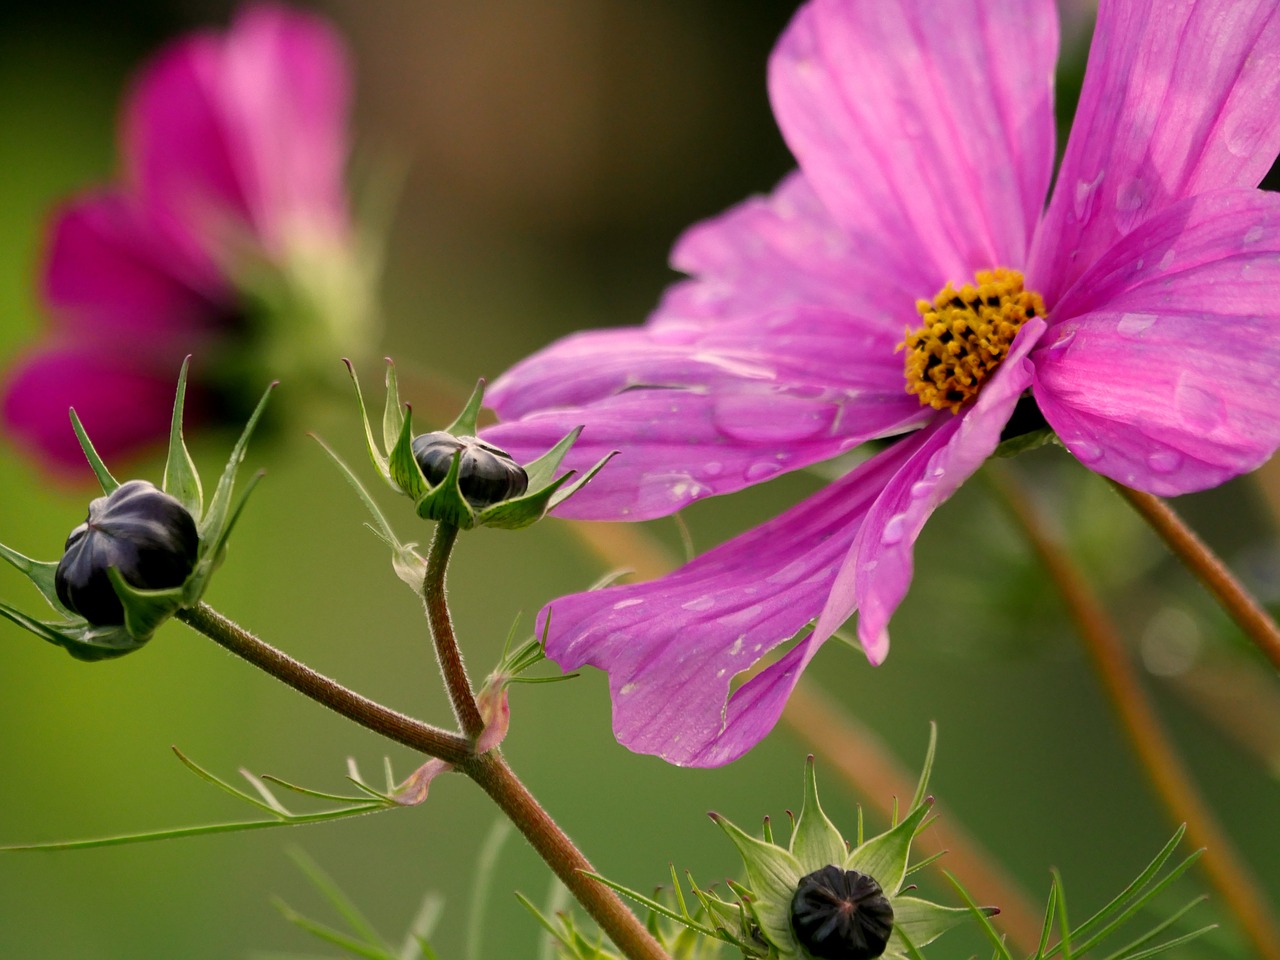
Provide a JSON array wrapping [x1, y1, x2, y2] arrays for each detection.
[[1244, 225, 1265, 245], [909, 480, 934, 500], [880, 513, 908, 546], [1146, 449, 1182, 474], [1174, 377, 1227, 432], [1116, 313, 1156, 337], [1073, 171, 1104, 222], [745, 462, 783, 483], [681, 595, 716, 612], [613, 597, 645, 610], [1043, 329, 1077, 360], [1157, 248, 1176, 271], [1072, 439, 1104, 463], [703, 461, 724, 477]]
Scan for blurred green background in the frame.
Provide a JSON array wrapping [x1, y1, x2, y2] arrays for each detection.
[[1, 2, 1278, 957]]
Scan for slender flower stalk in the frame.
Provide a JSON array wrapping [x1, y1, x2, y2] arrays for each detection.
[[1110, 482, 1280, 672], [461, 751, 670, 960], [422, 522, 486, 739], [989, 464, 1280, 960], [177, 602, 472, 764]]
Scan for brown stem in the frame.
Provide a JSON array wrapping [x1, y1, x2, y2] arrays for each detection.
[[178, 603, 471, 764], [991, 465, 1280, 960], [1110, 482, 1280, 672], [781, 684, 1044, 954], [422, 522, 485, 740], [462, 751, 670, 960]]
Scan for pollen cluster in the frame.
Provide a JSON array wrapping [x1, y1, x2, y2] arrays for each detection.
[[900, 267, 1044, 414]]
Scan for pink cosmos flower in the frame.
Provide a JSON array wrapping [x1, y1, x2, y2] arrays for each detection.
[[3, 4, 358, 472], [483, 0, 1280, 766]]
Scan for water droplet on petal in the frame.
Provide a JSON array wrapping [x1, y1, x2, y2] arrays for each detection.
[[1174, 377, 1227, 432], [1244, 225, 1265, 245], [1157, 248, 1176, 272], [745, 462, 783, 483], [1116, 313, 1156, 337], [703, 461, 723, 477], [880, 513, 908, 546], [1073, 171, 1104, 222], [613, 597, 645, 610], [1043, 329, 1077, 360], [1146, 449, 1182, 474], [909, 480, 934, 500], [681, 595, 716, 612], [1072, 439, 1104, 463]]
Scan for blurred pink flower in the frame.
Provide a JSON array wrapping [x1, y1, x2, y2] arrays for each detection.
[[484, 0, 1280, 765], [3, 4, 359, 472]]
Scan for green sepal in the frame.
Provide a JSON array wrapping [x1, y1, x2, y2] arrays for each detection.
[[310, 434, 427, 590], [107, 567, 186, 641], [845, 797, 933, 897], [890, 896, 994, 954], [0, 600, 141, 661], [444, 378, 485, 436], [790, 754, 848, 872], [995, 425, 1057, 459], [198, 380, 275, 543], [344, 358, 391, 481], [162, 356, 203, 518], [389, 405, 430, 502], [0, 543, 62, 613], [68, 408, 119, 494], [381, 359, 406, 458], [711, 812, 802, 955]]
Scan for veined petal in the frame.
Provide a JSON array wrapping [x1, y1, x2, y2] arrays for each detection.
[[768, 0, 1057, 287], [1030, 0, 1280, 305], [540, 439, 921, 766], [42, 191, 230, 336], [2, 350, 197, 472], [819, 319, 1045, 663], [483, 379, 926, 521], [655, 171, 924, 332], [1034, 189, 1280, 495]]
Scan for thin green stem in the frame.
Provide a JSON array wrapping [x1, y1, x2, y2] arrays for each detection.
[[178, 603, 472, 764], [422, 521, 485, 740], [461, 751, 670, 960], [1110, 482, 1280, 671], [990, 465, 1280, 960]]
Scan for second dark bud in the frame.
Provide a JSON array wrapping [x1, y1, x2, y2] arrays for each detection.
[[411, 432, 529, 509]]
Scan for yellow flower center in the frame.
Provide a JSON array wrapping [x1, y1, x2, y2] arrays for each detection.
[[900, 268, 1044, 414]]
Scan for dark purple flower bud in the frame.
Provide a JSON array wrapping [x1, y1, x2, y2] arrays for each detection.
[[790, 865, 894, 960], [411, 432, 529, 509], [55, 480, 199, 626]]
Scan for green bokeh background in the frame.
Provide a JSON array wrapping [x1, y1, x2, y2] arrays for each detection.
[[1, 2, 1277, 958]]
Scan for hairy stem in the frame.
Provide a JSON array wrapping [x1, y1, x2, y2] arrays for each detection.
[[1110, 482, 1280, 671], [463, 751, 670, 960], [178, 603, 471, 764], [992, 465, 1280, 960], [422, 521, 485, 740]]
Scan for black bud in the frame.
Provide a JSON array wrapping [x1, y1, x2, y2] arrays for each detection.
[[790, 865, 894, 960], [55, 480, 200, 626], [411, 432, 529, 509]]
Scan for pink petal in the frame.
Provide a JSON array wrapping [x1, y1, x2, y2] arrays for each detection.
[[540, 438, 921, 766], [1029, 0, 1280, 306], [124, 4, 351, 252], [2, 350, 197, 474], [819, 319, 1046, 663], [655, 171, 926, 331], [1033, 189, 1280, 495], [218, 4, 352, 247], [123, 30, 251, 231], [486, 297, 929, 521], [42, 191, 230, 337], [768, 0, 1057, 288]]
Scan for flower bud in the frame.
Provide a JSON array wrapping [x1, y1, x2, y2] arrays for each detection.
[[55, 479, 200, 626], [410, 432, 529, 509], [790, 865, 894, 960]]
